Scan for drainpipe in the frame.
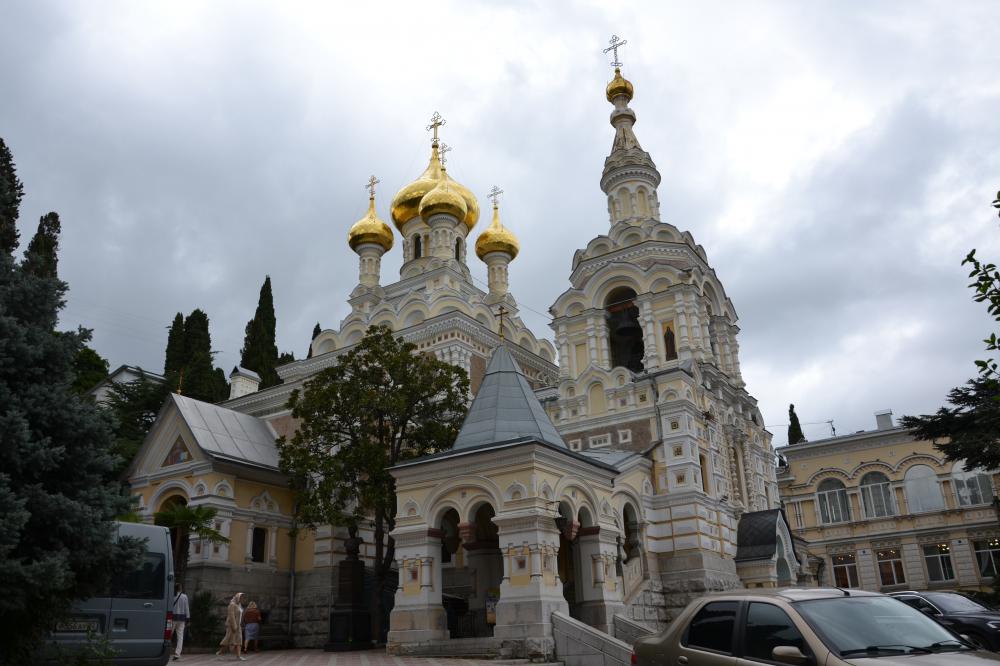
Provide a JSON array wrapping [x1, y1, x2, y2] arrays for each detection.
[[288, 519, 297, 641]]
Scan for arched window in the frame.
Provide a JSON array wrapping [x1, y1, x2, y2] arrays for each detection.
[[860, 471, 895, 518], [953, 461, 994, 507], [605, 287, 644, 372], [664, 324, 678, 361], [817, 478, 851, 524], [251, 527, 267, 563], [413, 235, 422, 259], [454, 237, 462, 261], [904, 465, 944, 513]]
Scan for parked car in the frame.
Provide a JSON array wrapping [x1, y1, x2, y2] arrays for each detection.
[[890, 591, 1000, 651], [633, 587, 1000, 665], [46, 521, 174, 665]]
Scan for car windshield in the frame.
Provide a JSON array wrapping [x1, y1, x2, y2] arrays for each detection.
[[924, 593, 989, 613], [796, 596, 962, 657]]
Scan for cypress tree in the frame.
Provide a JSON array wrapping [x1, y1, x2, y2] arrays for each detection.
[[239, 276, 279, 388], [0, 137, 23, 257], [181, 309, 219, 402], [22, 212, 60, 279], [307, 322, 321, 359], [788, 404, 806, 445], [164, 312, 185, 389], [72, 345, 110, 395]]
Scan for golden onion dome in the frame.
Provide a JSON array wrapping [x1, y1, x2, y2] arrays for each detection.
[[606, 67, 634, 103], [475, 204, 519, 260], [419, 176, 468, 223], [390, 144, 443, 231], [348, 196, 394, 252], [442, 170, 480, 231]]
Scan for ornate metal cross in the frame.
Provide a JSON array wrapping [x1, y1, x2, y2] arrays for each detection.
[[439, 142, 452, 167], [603, 34, 627, 68], [496, 304, 508, 342], [426, 111, 446, 144], [488, 185, 503, 208], [365, 175, 380, 198]]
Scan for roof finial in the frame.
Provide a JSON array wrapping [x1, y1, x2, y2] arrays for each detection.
[[488, 185, 504, 210], [496, 304, 508, 342], [603, 34, 627, 69], [426, 111, 446, 146], [364, 174, 380, 199], [439, 142, 452, 167]]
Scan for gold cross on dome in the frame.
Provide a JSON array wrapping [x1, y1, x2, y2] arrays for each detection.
[[496, 304, 508, 342], [364, 175, 380, 198], [488, 185, 503, 208], [603, 34, 627, 68], [426, 111, 446, 144], [439, 142, 452, 166]]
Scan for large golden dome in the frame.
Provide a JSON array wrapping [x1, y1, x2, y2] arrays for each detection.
[[390, 144, 443, 231], [475, 203, 519, 260], [348, 195, 394, 252], [606, 67, 634, 103], [390, 143, 480, 232], [419, 176, 467, 223]]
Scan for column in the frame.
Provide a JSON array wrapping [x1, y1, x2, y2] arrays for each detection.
[[557, 326, 571, 379], [637, 298, 659, 370], [387, 525, 449, 649], [574, 526, 626, 634]]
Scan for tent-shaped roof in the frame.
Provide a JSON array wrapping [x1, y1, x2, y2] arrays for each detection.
[[453, 345, 566, 450]]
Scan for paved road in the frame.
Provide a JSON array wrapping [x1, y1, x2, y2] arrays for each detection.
[[176, 650, 497, 666]]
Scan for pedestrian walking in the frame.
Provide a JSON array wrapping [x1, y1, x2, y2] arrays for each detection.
[[242, 601, 262, 653], [216, 592, 246, 661], [172, 583, 190, 661]]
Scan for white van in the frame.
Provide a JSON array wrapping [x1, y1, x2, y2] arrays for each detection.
[[48, 522, 175, 665]]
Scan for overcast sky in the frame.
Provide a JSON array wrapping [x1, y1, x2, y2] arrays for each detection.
[[3, 1, 998, 446]]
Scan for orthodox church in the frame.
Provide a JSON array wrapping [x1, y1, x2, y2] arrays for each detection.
[[127, 53, 803, 652]]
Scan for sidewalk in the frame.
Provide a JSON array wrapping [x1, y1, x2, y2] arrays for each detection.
[[175, 649, 500, 665]]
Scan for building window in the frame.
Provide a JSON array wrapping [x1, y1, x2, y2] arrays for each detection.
[[876, 548, 906, 586], [832, 553, 860, 588], [860, 472, 896, 518], [974, 538, 1000, 578], [817, 478, 851, 524], [454, 238, 461, 261], [953, 462, 993, 507], [903, 464, 945, 513], [568, 439, 582, 452], [923, 543, 955, 582], [588, 434, 611, 449], [618, 430, 632, 445], [414, 235, 422, 259], [605, 287, 644, 372], [251, 527, 267, 563]]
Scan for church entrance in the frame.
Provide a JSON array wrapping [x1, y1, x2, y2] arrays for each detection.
[[439, 503, 502, 638], [556, 501, 590, 621]]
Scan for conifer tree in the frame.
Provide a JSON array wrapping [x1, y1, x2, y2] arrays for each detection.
[[788, 404, 806, 445], [181, 309, 221, 402], [240, 276, 280, 388], [0, 138, 23, 257], [72, 345, 110, 395], [307, 322, 321, 359], [22, 212, 60, 279], [164, 312, 185, 388]]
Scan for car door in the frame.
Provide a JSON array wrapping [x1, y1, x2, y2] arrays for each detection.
[[735, 602, 817, 666], [672, 600, 739, 666], [109, 549, 169, 660]]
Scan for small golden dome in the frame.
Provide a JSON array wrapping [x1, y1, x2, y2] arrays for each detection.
[[419, 177, 468, 223], [348, 196, 394, 252], [390, 144, 443, 231], [475, 204, 519, 260], [606, 67, 634, 103], [443, 171, 480, 231]]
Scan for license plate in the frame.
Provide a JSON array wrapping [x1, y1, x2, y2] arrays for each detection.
[[55, 619, 99, 633]]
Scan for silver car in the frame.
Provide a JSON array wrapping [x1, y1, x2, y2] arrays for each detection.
[[633, 587, 1000, 665]]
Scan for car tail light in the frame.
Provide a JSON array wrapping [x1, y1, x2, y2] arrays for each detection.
[[164, 611, 173, 640], [630, 651, 637, 665]]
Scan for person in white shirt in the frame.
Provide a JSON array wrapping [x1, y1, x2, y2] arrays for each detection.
[[172, 583, 190, 661]]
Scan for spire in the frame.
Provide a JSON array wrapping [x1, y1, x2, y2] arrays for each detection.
[[599, 35, 661, 220], [452, 345, 566, 450]]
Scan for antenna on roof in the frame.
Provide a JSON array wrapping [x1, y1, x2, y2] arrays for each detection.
[[827, 419, 836, 437]]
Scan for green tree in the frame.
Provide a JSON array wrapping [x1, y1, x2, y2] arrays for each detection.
[[0, 138, 23, 257], [240, 276, 280, 389], [153, 503, 228, 586], [72, 345, 110, 395], [901, 190, 1000, 468], [278, 351, 295, 365], [277, 325, 469, 635], [22, 212, 60, 279], [180, 309, 223, 402], [307, 322, 321, 359], [164, 312, 185, 388], [0, 231, 140, 662], [104, 372, 170, 477], [787, 404, 806, 445]]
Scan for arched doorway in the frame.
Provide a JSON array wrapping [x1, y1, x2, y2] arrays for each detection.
[[154, 494, 189, 582], [605, 287, 644, 372], [439, 503, 503, 638], [556, 502, 593, 621]]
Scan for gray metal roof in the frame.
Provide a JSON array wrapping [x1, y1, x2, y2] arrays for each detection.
[[735, 508, 797, 562], [171, 393, 279, 469], [230, 365, 261, 381], [578, 448, 642, 470], [453, 345, 566, 450]]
